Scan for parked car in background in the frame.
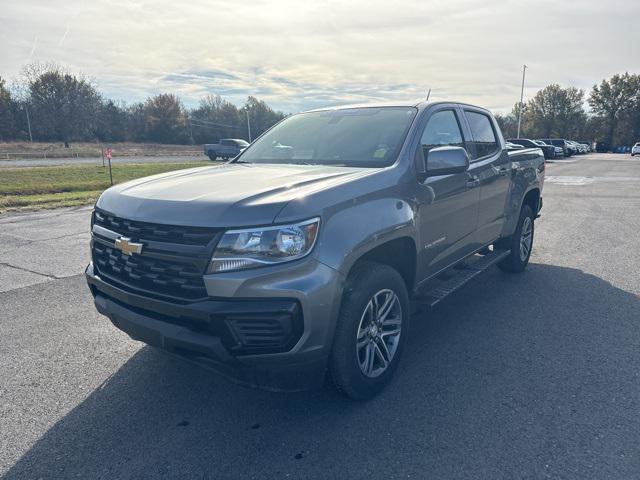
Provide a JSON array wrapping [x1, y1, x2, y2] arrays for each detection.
[[505, 141, 525, 150], [595, 142, 610, 153], [576, 141, 592, 152], [614, 145, 632, 153], [539, 139, 576, 157], [568, 140, 587, 154], [508, 138, 555, 160], [533, 140, 564, 159], [204, 138, 249, 161], [632, 142, 640, 156]]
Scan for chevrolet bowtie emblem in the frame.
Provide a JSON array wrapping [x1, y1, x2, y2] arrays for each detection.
[[114, 237, 143, 256]]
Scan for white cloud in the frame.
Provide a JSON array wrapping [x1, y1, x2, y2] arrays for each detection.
[[1, 0, 639, 112]]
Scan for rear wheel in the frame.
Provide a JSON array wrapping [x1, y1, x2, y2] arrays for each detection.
[[208, 152, 217, 161], [497, 204, 535, 273], [329, 261, 409, 400]]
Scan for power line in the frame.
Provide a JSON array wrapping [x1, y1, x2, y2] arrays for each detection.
[[188, 117, 244, 129]]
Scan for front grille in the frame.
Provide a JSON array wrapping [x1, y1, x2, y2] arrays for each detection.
[[93, 243, 208, 300], [91, 210, 221, 301], [93, 210, 218, 246]]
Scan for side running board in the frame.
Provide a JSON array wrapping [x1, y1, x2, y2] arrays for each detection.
[[413, 249, 510, 308]]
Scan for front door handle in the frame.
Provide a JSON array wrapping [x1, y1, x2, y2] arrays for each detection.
[[466, 177, 480, 188], [498, 167, 510, 176]]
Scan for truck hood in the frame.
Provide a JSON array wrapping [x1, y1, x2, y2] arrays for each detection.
[[96, 163, 375, 227]]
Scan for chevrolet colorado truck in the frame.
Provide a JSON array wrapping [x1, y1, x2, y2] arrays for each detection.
[[86, 101, 545, 399], [204, 138, 249, 161]]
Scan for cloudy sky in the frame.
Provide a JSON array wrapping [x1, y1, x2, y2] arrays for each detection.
[[1, 0, 639, 113]]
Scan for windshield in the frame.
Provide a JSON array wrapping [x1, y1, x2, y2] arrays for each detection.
[[238, 107, 417, 167]]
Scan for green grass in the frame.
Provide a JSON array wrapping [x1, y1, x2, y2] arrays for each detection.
[[0, 141, 203, 159], [0, 161, 212, 213]]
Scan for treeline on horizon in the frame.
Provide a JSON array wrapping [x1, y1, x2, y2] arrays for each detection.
[[495, 73, 640, 146], [0, 63, 286, 145], [0, 63, 639, 147]]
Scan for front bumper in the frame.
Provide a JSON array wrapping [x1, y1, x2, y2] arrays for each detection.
[[86, 258, 344, 392]]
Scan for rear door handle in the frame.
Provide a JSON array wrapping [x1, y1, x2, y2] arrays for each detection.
[[466, 177, 480, 188]]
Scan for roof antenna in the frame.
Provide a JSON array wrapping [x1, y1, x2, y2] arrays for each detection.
[[426, 88, 431, 102]]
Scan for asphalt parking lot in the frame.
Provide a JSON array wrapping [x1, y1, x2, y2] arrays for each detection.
[[1, 153, 639, 479]]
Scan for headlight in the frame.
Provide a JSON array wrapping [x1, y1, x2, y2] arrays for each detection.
[[208, 218, 320, 273]]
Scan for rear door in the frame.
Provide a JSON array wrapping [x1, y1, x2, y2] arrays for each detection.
[[220, 139, 231, 155], [461, 108, 511, 245], [416, 106, 481, 279]]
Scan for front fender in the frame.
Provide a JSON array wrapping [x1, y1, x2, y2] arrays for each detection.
[[313, 197, 417, 276]]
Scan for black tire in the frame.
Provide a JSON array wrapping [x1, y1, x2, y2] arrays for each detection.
[[208, 152, 217, 161], [497, 204, 535, 273], [329, 261, 410, 400]]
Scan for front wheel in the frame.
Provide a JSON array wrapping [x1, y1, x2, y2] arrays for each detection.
[[497, 204, 535, 273], [329, 261, 410, 400]]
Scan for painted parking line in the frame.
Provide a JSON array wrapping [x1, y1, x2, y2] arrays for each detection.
[[545, 176, 595, 185], [546, 158, 580, 164], [545, 176, 638, 185]]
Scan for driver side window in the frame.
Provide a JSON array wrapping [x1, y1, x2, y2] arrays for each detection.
[[420, 110, 465, 158]]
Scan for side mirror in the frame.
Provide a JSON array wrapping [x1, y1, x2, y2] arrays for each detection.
[[416, 146, 470, 179]]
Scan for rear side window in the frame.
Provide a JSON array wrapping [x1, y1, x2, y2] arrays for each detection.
[[419, 110, 465, 156], [465, 111, 498, 159]]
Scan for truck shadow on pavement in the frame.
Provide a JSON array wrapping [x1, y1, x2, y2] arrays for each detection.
[[5, 263, 640, 479]]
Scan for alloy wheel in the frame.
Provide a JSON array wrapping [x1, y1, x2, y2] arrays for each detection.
[[519, 216, 533, 261], [355, 289, 402, 378]]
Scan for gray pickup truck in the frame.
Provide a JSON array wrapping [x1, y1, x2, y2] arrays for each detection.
[[204, 138, 249, 161], [86, 101, 545, 399]]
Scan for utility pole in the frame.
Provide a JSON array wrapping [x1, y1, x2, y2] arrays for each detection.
[[188, 117, 194, 144], [516, 64, 527, 139], [24, 105, 33, 142], [246, 110, 252, 142]]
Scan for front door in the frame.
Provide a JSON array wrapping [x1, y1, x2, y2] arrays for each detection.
[[416, 107, 481, 280]]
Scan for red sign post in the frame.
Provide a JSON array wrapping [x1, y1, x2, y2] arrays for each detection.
[[105, 148, 113, 185]]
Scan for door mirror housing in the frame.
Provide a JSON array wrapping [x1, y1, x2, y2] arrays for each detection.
[[416, 146, 470, 179]]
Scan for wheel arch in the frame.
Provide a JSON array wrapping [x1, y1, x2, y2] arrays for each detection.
[[521, 187, 541, 216], [347, 236, 418, 294]]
